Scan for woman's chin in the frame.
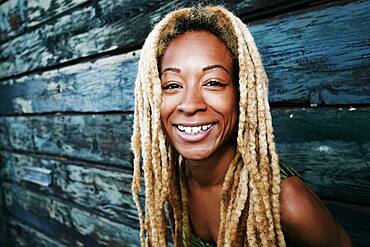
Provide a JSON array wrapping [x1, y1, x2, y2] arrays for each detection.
[[178, 148, 214, 161]]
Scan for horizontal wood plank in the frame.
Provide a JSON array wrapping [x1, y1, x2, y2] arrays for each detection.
[[6, 217, 67, 247], [0, 113, 134, 166], [274, 107, 370, 204], [250, 1, 370, 105], [0, 51, 139, 114], [0, 0, 89, 43], [0, 151, 140, 225], [0, 0, 328, 47], [0, 107, 369, 204], [1, 0, 369, 108], [2, 182, 140, 246]]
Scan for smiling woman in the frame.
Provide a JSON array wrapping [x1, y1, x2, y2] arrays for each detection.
[[131, 5, 352, 247]]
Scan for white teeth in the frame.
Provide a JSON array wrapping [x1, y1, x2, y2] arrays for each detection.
[[184, 127, 191, 133], [177, 124, 213, 135]]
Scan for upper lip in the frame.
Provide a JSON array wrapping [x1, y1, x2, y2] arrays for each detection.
[[173, 122, 215, 127]]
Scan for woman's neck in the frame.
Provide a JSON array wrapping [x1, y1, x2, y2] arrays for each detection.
[[186, 142, 236, 188]]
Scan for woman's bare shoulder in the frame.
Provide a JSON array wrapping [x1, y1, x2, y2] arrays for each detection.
[[279, 176, 352, 247]]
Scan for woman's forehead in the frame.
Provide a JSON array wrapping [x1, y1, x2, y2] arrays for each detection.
[[160, 31, 233, 71]]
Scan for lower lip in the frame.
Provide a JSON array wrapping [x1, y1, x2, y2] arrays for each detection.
[[174, 125, 214, 143]]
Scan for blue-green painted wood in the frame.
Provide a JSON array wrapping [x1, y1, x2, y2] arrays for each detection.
[[0, 0, 369, 245], [249, 0, 370, 105], [0, 0, 89, 43], [273, 107, 370, 204], [1, 170, 369, 246], [1, 0, 369, 86], [0, 113, 134, 166], [0, 107, 369, 204], [0, 107, 368, 245], [0, 151, 141, 225], [0, 51, 138, 114], [1, 0, 369, 114], [2, 182, 140, 246], [0, 0, 321, 44], [7, 217, 67, 247], [1, 149, 370, 246]]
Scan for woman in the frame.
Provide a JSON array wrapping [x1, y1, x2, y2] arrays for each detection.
[[131, 5, 352, 247]]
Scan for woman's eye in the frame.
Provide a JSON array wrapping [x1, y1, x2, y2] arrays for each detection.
[[161, 83, 181, 90], [205, 80, 226, 88]]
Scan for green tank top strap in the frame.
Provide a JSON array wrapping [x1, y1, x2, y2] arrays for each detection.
[[279, 161, 302, 181], [183, 162, 301, 246]]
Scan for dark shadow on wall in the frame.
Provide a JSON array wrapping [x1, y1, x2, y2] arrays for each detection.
[[0, 154, 10, 246]]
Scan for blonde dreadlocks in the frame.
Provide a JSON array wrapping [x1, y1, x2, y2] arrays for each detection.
[[131, 5, 285, 247]]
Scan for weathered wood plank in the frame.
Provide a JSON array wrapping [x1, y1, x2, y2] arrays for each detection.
[[1, 1, 369, 113], [250, 1, 370, 105], [0, 113, 134, 166], [279, 140, 370, 205], [325, 200, 370, 247], [0, 51, 138, 114], [6, 217, 67, 247], [0, 151, 140, 225], [2, 182, 140, 246], [0, 107, 369, 204], [0, 0, 328, 46], [1, 0, 370, 94], [0, 0, 89, 43], [273, 107, 370, 204]]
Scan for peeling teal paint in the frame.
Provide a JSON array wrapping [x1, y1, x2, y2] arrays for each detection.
[[17, 0, 26, 21], [0, 2, 13, 32]]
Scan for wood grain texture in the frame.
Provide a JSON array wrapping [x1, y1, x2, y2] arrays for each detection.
[[0, 0, 368, 245], [0, 151, 140, 225], [0, 0, 327, 44], [0, 51, 139, 114], [1, 0, 370, 92], [0, 113, 134, 166], [273, 107, 370, 204], [6, 217, 66, 247], [1, 1, 369, 114], [2, 182, 140, 246], [0, 0, 89, 43], [249, 1, 370, 105], [1, 167, 369, 246], [0, 107, 369, 204]]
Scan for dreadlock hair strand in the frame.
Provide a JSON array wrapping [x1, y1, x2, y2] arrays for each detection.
[[131, 5, 285, 247]]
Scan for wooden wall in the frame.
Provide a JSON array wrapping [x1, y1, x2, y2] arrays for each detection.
[[0, 0, 369, 246]]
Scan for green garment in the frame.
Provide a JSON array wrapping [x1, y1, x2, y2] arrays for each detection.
[[183, 162, 301, 247]]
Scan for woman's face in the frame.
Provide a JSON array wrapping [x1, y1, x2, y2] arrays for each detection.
[[159, 31, 238, 161]]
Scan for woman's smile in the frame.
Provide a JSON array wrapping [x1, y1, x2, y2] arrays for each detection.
[[174, 123, 215, 142]]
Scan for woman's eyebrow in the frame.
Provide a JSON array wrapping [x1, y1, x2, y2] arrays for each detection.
[[203, 64, 230, 74], [161, 67, 180, 75]]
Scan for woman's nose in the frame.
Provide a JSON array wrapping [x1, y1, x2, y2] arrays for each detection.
[[177, 86, 207, 115]]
